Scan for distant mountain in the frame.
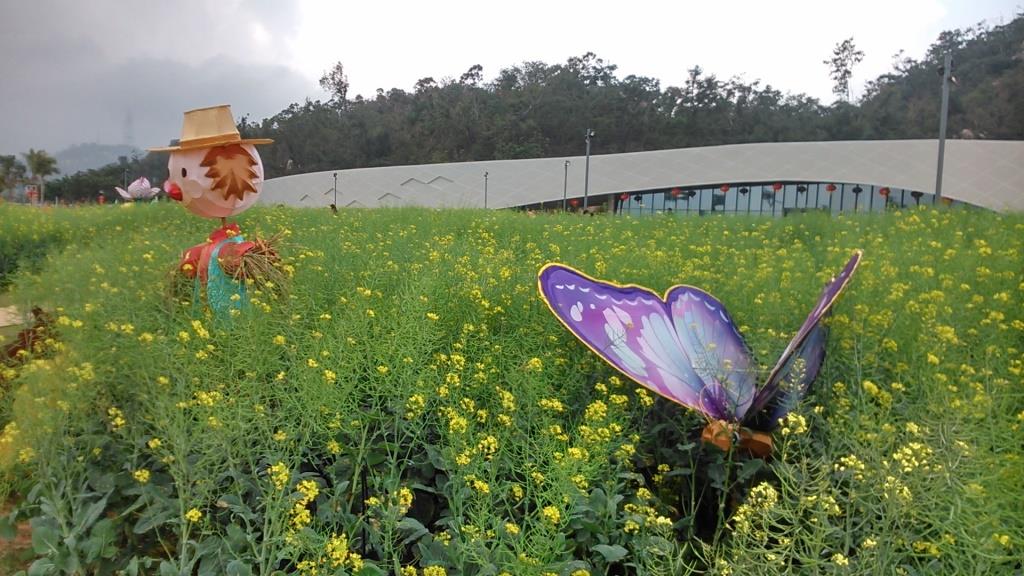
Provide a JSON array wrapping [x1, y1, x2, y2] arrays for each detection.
[[55, 143, 143, 176]]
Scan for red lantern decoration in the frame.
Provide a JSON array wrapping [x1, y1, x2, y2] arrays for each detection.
[[825, 183, 837, 193], [719, 184, 730, 193], [620, 193, 629, 201], [879, 187, 890, 197], [569, 198, 580, 207], [772, 182, 783, 192], [671, 187, 682, 198], [98, 195, 106, 205]]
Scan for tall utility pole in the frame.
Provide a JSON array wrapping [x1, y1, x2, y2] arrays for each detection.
[[484, 171, 489, 209], [935, 52, 952, 203], [562, 160, 570, 211], [583, 129, 594, 209]]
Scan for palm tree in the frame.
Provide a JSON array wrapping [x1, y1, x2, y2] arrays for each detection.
[[22, 149, 59, 203]]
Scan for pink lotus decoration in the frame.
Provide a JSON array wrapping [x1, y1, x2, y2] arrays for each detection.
[[115, 177, 162, 201]]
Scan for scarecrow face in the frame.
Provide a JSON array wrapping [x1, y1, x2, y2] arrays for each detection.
[[164, 143, 264, 219]]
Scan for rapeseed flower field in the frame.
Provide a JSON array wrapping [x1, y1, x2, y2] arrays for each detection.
[[0, 203, 1020, 575]]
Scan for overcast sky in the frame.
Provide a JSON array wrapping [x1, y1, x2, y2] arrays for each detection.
[[1, 0, 1018, 155]]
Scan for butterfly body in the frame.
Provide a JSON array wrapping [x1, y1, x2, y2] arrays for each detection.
[[537, 251, 861, 455], [701, 420, 773, 458]]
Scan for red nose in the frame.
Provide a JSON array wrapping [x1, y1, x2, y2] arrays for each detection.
[[164, 180, 183, 202]]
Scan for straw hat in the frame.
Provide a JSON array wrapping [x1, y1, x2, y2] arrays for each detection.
[[149, 104, 272, 152]]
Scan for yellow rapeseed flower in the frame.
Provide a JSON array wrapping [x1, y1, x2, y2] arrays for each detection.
[[541, 505, 561, 525]]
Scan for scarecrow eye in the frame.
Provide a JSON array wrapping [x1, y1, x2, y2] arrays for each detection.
[[181, 167, 187, 178]]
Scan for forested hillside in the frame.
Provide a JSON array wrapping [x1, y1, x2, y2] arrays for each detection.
[[45, 15, 1024, 199], [239, 15, 1022, 179]]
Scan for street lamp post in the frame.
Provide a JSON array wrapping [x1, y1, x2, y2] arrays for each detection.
[[333, 172, 338, 205], [562, 160, 570, 211], [484, 171, 489, 209], [934, 52, 952, 203], [123, 168, 128, 191], [583, 128, 594, 210]]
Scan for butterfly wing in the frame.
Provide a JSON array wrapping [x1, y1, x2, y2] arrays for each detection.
[[538, 264, 727, 418], [665, 286, 759, 421], [747, 321, 828, 429], [746, 250, 862, 423]]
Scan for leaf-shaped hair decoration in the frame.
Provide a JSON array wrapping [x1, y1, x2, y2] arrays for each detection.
[[200, 144, 258, 202]]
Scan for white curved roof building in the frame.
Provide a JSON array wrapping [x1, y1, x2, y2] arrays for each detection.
[[259, 139, 1024, 213]]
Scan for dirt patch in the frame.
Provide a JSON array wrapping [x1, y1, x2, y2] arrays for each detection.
[[0, 306, 22, 328], [0, 504, 32, 572]]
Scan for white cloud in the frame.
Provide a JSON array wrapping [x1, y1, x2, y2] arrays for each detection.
[[0, 0, 1015, 154]]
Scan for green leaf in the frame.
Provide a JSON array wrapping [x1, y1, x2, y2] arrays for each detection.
[[82, 518, 117, 562], [737, 458, 765, 482], [365, 450, 387, 466], [87, 470, 117, 493], [29, 518, 59, 555], [225, 523, 249, 552], [356, 565, 386, 576], [592, 543, 628, 563], [397, 517, 429, 544], [77, 492, 110, 533], [0, 515, 17, 540], [159, 560, 179, 576], [134, 506, 175, 534], [411, 482, 435, 494], [26, 558, 57, 576], [226, 560, 254, 576]]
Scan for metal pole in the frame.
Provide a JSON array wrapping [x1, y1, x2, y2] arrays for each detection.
[[484, 171, 488, 209], [583, 129, 593, 209], [563, 160, 569, 211], [935, 52, 951, 203], [333, 172, 338, 205]]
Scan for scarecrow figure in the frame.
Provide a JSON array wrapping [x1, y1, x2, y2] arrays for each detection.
[[152, 105, 282, 314]]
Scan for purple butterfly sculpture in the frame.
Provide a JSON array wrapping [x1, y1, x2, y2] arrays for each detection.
[[538, 250, 861, 457]]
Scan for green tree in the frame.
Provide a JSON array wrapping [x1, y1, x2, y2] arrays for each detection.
[[319, 61, 350, 108], [236, 14, 1022, 179], [0, 155, 27, 198], [22, 148, 59, 203], [824, 37, 865, 102]]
